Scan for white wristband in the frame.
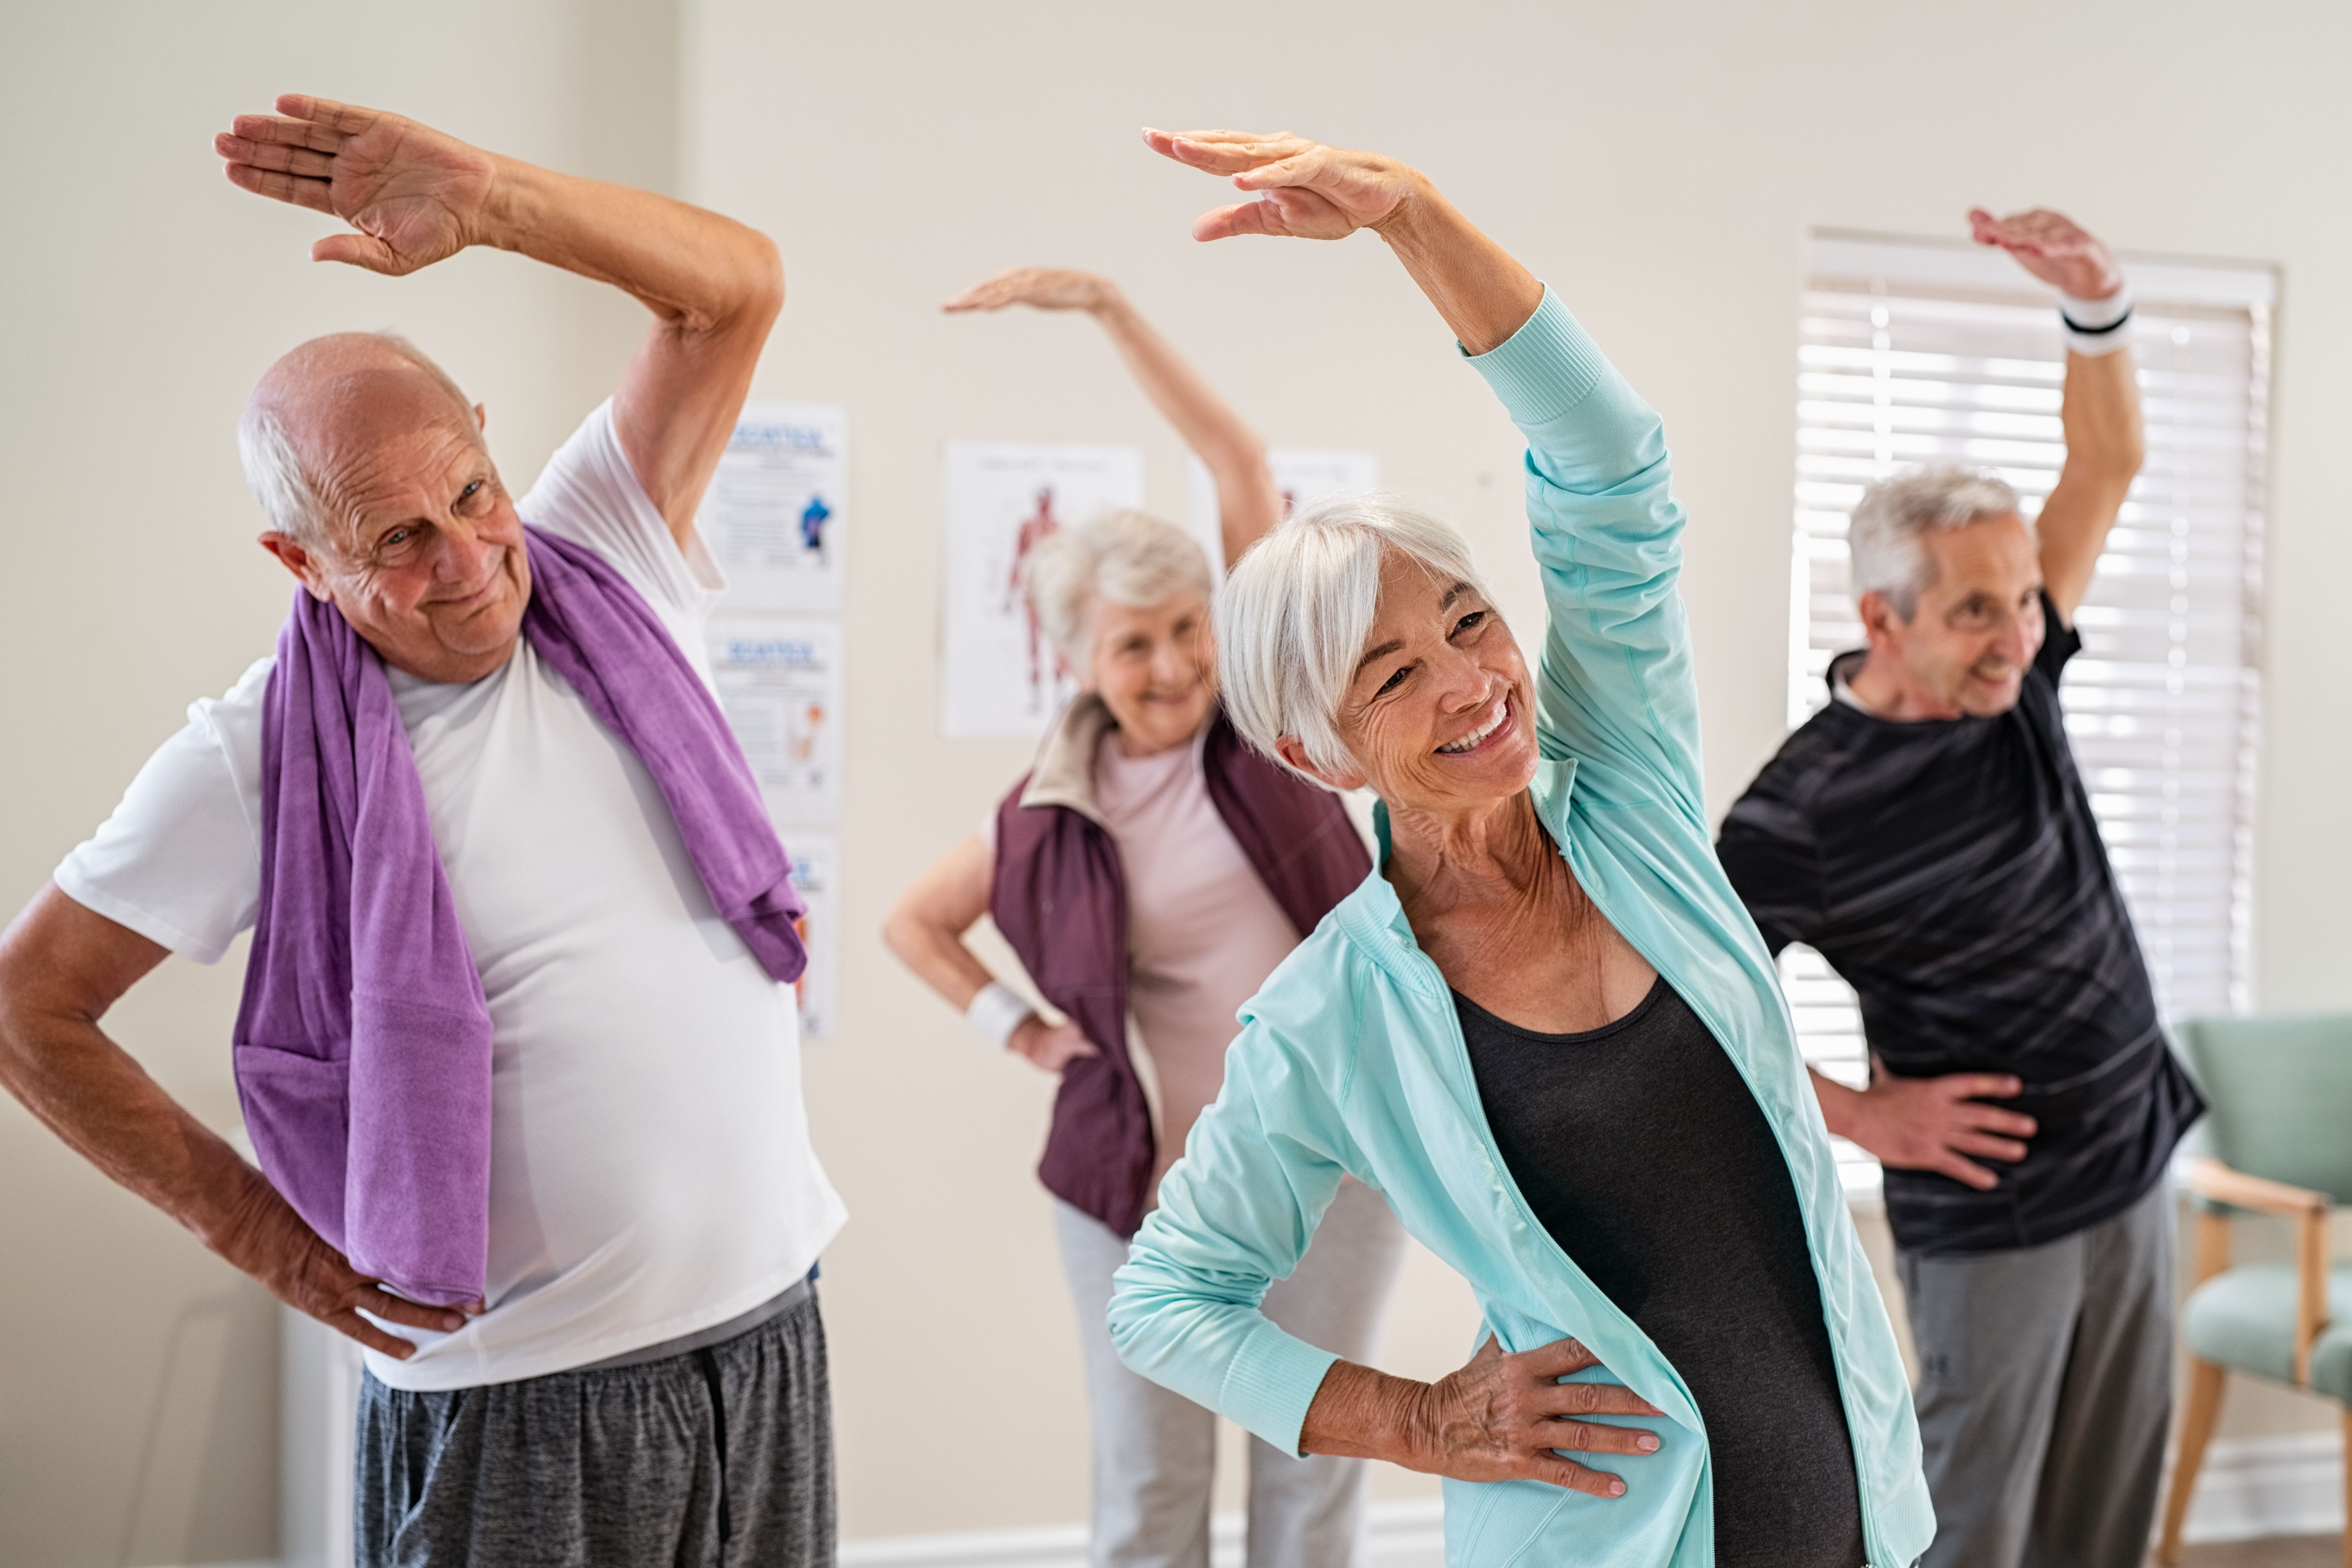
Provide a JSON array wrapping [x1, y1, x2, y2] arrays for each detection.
[[2060, 280, 2134, 357], [965, 982, 1035, 1051]]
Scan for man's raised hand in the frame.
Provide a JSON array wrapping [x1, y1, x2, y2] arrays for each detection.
[[1143, 129, 1419, 243], [1969, 207, 2123, 302], [215, 95, 496, 276]]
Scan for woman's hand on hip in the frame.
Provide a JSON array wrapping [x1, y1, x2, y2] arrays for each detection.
[[1301, 1335, 1663, 1496], [1009, 1016, 1099, 1074], [1141, 128, 1422, 243]]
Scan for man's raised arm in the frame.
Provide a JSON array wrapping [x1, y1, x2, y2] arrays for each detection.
[[216, 94, 783, 546], [1971, 208, 2145, 623]]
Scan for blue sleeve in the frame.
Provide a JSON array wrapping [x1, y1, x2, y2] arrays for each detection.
[[1467, 291, 1704, 822], [1106, 1025, 1350, 1458]]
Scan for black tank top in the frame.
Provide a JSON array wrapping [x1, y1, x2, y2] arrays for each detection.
[[1457, 977, 1865, 1567]]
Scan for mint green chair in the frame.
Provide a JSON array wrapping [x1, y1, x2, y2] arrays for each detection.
[[2157, 1013, 2352, 1566]]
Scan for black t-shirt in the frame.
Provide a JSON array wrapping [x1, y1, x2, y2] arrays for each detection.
[[1716, 594, 2203, 1255], [1459, 980, 1864, 1568]]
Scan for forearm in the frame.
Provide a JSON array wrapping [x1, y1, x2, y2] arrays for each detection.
[[478, 156, 781, 334], [1090, 292, 1280, 558], [1371, 179, 1544, 356], [0, 1005, 280, 1264], [880, 912, 998, 1013], [1808, 1065, 1864, 1141], [2059, 346, 2145, 491], [1299, 1359, 1429, 1464]]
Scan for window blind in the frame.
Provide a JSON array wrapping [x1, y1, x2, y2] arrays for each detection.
[[1785, 234, 2274, 1196]]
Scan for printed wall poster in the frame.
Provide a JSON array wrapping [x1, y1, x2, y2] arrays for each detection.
[[940, 442, 1144, 738], [778, 831, 838, 1040], [698, 402, 847, 612], [709, 618, 842, 827], [1186, 449, 1382, 579]]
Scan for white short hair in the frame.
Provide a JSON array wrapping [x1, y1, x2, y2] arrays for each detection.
[[1026, 509, 1214, 665], [1214, 492, 1491, 783], [237, 332, 472, 548], [1848, 466, 2027, 618]]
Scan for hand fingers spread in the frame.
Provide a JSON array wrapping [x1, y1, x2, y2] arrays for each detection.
[[1963, 1105, 2036, 1136], [277, 94, 381, 136], [1935, 1154, 2001, 1191], [1535, 1379, 1664, 1419], [327, 1310, 419, 1359], [356, 1286, 468, 1333], [225, 163, 335, 215], [1538, 1456, 1628, 1498], [1539, 1418, 1663, 1455], [1953, 1132, 2029, 1162], [230, 113, 349, 156], [215, 134, 334, 180], [1518, 1336, 1603, 1377], [1952, 1074, 2024, 1100]]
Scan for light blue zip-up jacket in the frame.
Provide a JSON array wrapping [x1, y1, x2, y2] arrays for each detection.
[[1107, 291, 1933, 1568]]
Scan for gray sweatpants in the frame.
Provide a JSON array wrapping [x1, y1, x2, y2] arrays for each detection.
[[356, 1284, 833, 1568], [1056, 1178, 1407, 1568], [1898, 1180, 2174, 1568]]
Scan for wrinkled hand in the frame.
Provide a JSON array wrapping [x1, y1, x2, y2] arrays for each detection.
[[223, 1181, 479, 1358], [215, 95, 497, 275], [1142, 128, 1420, 243], [1969, 207, 2123, 301], [1844, 1056, 2037, 1191], [1009, 1015, 1100, 1074], [1408, 1336, 1664, 1496], [944, 267, 1118, 315]]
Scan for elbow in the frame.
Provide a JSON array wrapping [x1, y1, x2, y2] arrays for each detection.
[[878, 903, 924, 971], [742, 231, 786, 329]]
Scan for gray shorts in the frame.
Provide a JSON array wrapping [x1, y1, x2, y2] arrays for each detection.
[[357, 1283, 833, 1568]]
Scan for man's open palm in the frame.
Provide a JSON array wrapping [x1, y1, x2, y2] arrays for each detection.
[[215, 95, 496, 275]]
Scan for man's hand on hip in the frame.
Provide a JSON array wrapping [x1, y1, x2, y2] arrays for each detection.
[[216, 96, 498, 276], [1827, 1056, 2037, 1191], [221, 1178, 481, 1359]]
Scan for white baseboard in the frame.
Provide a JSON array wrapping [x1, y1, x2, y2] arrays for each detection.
[[841, 1430, 2348, 1568], [2180, 1429, 2346, 1544], [840, 1499, 1448, 1568]]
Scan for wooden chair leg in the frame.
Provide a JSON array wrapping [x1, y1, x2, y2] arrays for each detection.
[[2159, 1359, 2228, 1565]]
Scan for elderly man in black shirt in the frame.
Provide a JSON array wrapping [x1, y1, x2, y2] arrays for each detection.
[[1718, 209, 2203, 1568]]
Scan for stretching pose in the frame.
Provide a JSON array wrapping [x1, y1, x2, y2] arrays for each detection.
[[1717, 210, 2192, 1568], [1106, 131, 1930, 1567], [887, 268, 1405, 1568], [0, 98, 842, 1565]]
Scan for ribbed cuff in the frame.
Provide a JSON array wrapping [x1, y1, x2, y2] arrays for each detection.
[[1464, 289, 1609, 428], [1219, 1319, 1344, 1458]]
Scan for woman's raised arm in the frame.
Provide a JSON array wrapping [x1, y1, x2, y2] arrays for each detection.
[[945, 267, 1282, 566], [1142, 129, 1542, 354]]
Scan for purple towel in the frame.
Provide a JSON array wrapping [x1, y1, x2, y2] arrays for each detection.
[[231, 525, 806, 1307]]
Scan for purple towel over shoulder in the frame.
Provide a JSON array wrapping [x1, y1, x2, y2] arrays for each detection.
[[231, 525, 806, 1307]]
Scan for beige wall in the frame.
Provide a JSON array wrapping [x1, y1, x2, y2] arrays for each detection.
[[2, 0, 2347, 1561]]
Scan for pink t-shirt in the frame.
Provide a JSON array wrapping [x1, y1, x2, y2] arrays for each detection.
[[1091, 728, 1305, 1189]]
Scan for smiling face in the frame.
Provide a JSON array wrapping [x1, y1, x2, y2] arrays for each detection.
[[1084, 588, 1217, 757], [253, 340, 530, 685], [1859, 512, 2046, 719], [1281, 550, 1537, 814]]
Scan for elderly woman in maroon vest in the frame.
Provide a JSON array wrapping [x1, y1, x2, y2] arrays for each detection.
[[886, 268, 1405, 1568]]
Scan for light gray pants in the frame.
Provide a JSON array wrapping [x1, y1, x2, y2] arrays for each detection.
[[1898, 1180, 2174, 1568], [1055, 1178, 1407, 1568]]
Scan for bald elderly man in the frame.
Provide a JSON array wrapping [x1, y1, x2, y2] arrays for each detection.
[[0, 97, 843, 1565]]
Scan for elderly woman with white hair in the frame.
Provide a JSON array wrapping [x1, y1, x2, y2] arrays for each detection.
[[1105, 131, 1935, 1568], [884, 269, 1406, 1568]]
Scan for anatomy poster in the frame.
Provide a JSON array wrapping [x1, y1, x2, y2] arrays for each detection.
[[780, 831, 839, 1040], [1187, 449, 1381, 579], [709, 618, 842, 826], [698, 402, 847, 612], [941, 442, 1144, 737]]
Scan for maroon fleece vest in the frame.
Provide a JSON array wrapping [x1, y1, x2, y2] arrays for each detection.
[[989, 709, 1370, 1237]]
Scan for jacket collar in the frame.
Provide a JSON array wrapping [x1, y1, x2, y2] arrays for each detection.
[[1341, 757, 1582, 1002], [1018, 694, 1118, 827]]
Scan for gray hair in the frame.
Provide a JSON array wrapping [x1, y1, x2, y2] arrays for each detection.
[[237, 332, 473, 548], [1848, 466, 2028, 618], [1214, 492, 1491, 783], [1026, 509, 1214, 665]]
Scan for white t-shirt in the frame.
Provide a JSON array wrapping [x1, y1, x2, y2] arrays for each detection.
[[55, 403, 846, 1391]]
